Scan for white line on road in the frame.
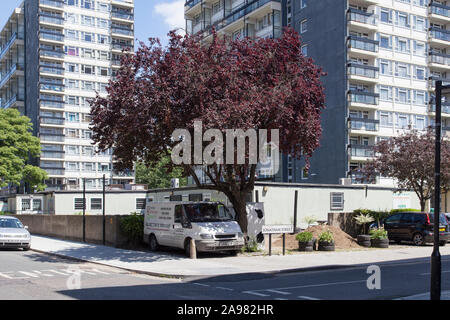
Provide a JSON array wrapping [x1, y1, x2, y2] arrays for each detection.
[[193, 283, 210, 287], [243, 291, 271, 297], [298, 296, 320, 300], [243, 280, 367, 295], [215, 287, 234, 291], [266, 289, 291, 295], [420, 270, 450, 276]]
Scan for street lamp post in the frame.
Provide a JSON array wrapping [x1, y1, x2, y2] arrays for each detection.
[[431, 81, 450, 300]]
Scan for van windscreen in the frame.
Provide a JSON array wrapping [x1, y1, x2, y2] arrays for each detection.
[[184, 204, 234, 223]]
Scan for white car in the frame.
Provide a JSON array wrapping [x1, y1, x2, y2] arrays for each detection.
[[0, 216, 31, 251]]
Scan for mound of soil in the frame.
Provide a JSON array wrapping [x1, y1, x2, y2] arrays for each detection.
[[273, 225, 360, 250]]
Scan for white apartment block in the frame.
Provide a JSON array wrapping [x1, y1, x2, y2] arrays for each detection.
[[0, 0, 135, 192]]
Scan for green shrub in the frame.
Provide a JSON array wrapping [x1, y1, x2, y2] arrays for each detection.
[[120, 213, 145, 245], [318, 231, 334, 243], [0, 212, 14, 216], [370, 228, 388, 240], [296, 232, 313, 243], [242, 237, 260, 253]]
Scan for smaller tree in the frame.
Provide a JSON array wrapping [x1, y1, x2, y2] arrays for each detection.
[[0, 109, 47, 190], [362, 129, 450, 211], [354, 212, 375, 235], [135, 154, 187, 189]]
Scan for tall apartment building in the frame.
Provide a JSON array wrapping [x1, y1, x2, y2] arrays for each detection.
[[0, 0, 135, 192], [185, 0, 450, 186]]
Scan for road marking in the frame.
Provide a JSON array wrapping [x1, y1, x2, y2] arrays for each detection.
[[266, 289, 291, 295], [298, 296, 320, 300], [215, 287, 234, 291], [193, 283, 210, 287], [420, 270, 450, 276], [0, 268, 112, 280], [243, 291, 271, 297]]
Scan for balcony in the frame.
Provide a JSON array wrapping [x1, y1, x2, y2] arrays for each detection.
[[347, 36, 379, 57], [1, 94, 24, 109], [0, 63, 24, 89], [429, 27, 450, 47], [39, 48, 65, 61], [111, 27, 134, 39], [41, 150, 65, 159], [0, 32, 23, 61], [42, 167, 65, 176], [348, 90, 379, 108], [39, 116, 65, 126], [111, 11, 134, 22], [429, 100, 450, 116], [39, 14, 64, 27], [429, 52, 450, 71], [39, 65, 64, 77], [428, 76, 450, 89], [429, 2, 450, 23], [39, 31, 64, 44], [40, 82, 65, 94], [185, 0, 202, 13], [348, 144, 375, 159], [39, 133, 65, 143], [39, 0, 64, 11], [348, 117, 380, 133], [198, 0, 281, 39], [347, 63, 379, 83], [347, 8, 377, 31], [349, 171, 376, 185], [111, 43, 133, 53]]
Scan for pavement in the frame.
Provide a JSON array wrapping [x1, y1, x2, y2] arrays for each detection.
[[30, 235, 450, 280]]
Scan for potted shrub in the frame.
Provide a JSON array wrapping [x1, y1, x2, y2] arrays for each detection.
[[354, 212, 375, 248], [296, 232, 315, 252], [318, 230, 335, 251], [370, 228, 389, 248]]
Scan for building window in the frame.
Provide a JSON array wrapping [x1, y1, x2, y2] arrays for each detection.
[[22, 199, 31, 211], [91, 198, 102, 210], [33, 199, 42, 211], [301, 44, 308, 56], [330, 193, 344, 211], [136, 198, 146, 210], [74, 198, 86, 211], [300, 19, 307, 33]]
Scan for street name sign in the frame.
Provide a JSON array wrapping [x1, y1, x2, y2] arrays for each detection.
[[262, 225, 294, 234]]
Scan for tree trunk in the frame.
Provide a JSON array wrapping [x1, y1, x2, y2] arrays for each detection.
[[227, 192, 248, 235], [420, 200, 426, 212]]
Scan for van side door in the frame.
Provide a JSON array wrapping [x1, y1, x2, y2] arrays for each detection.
[[168, 205, 186, 249], [383, 213, 402, 240]]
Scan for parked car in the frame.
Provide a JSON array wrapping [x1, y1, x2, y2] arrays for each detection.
[[372, 212, 450, 246], [0, 216, 31, 251]]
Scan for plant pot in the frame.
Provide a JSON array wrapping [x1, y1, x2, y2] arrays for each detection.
[[298, 240, 314, 252], [357, 235, 371, 248], [371, 238, 389, 248], [318, 241, 335, 252]]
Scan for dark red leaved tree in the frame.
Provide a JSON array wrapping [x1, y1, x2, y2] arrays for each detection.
[[90, 28, 325, 234], [362, 128, 450, 212]]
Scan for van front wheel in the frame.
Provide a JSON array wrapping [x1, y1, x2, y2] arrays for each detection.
[[149, 235, 159, 252]]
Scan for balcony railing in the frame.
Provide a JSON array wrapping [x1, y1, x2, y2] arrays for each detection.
[[39, 31, 64, 42], [40, 49, 64, 59], [347, 8, 377, 25], [42, 167, 65, 176], [349, 171, 376, 185], [111, 27, 134, 36], [39, 133, 65, 142], [111, 11, 134, 20], [40, 65, 64, 75], [0, 32, 22, 60], [1, 94, 23, 109], [347, 63, 379, 79], [348, 144, 375, 158], [429, 27, 450, 42], [348, 90, 379, 105], [429, 99, 450, 114], [348, 117, 380, 132], [185, 0, 201, 9], [41, 151, 65, 159], [0, 63, 24, 88], [347, 36, 379, 52], [40, 0, 64, 8], [430, 2, 450, 18], [39, 14, 64, 25], [429, 52, 450, 66], [40, 116, 65, 125]]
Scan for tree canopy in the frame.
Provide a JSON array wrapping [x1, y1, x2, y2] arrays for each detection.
[[135, 155, 187, 189], [0, 108, 48, 191], [362, 129, 450, 211], [90, 28, 326, 233]]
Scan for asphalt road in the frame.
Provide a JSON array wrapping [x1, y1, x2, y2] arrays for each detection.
[[2, 249, 450, 300]]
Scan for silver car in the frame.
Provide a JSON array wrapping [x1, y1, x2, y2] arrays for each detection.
[[0, 216, 31, 251]]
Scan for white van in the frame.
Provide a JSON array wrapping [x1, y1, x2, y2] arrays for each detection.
[[143, 202, 245, 256]]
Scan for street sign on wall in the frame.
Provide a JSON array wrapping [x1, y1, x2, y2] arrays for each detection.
[[262, 225, 294, 234]]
